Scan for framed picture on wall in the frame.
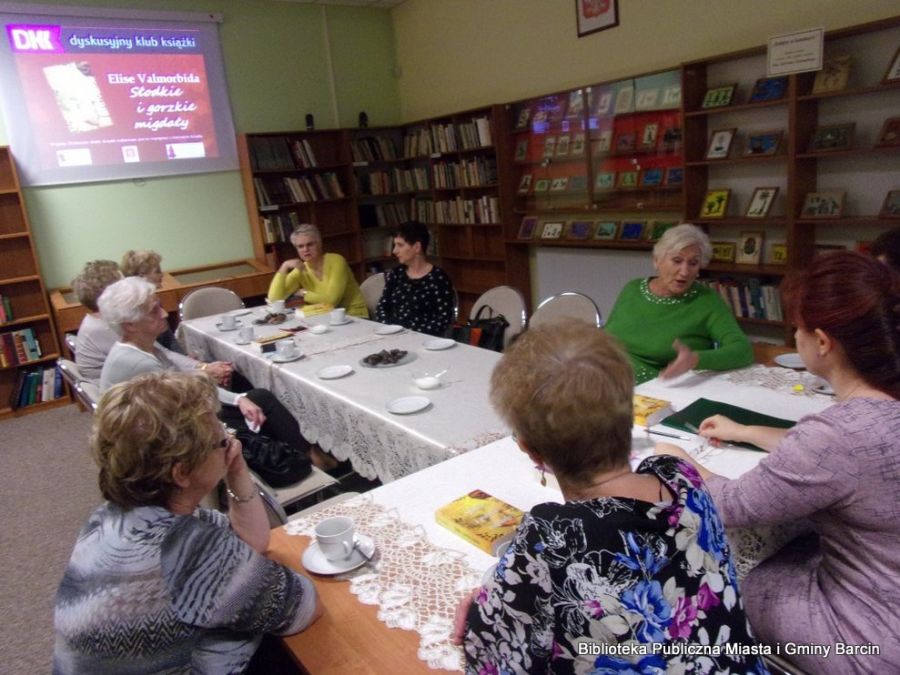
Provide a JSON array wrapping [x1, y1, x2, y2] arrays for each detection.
[[576, 0, 619, 38], [808, 123, 854, 152], [770, 243, 788, 265], [736, 231, 764, 264], [705, 128, 736, 159], [593, 221, 619, 240], [665, 166, 684, 186], [699, 189, 731, 219], [882, 45, 900, 83], [801, 191, 846, 219], [701, 84, 736, 109], [517, 216, 538, 239], [594, 171, 616, 190], [711, 241, 736, 263], [540, 221, 564, 239], [619, 220, 647, 241], [875, 117, 900, 147], [566, 220, 593, 239], [517, 173, 533, 193], [813, 55, 853, 94], [749, 76, 787, 102], [880, 190, 900, 218], [744, 130, 782, 157]]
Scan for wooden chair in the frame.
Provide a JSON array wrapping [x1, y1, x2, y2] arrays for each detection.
[[359, 272, 385, 316], [470, 285, 527, 349], [178, 287, 244, 322], [529, 292, 602, 329]]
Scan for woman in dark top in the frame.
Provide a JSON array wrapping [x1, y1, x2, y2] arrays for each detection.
[[452, 323, 766, 674], [375, 220, 455, 336]]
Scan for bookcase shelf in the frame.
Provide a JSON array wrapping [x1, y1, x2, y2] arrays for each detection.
[[0, 146, 64, 419], [239, 105, 523, 319]]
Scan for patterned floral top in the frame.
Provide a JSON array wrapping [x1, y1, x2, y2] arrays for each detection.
[[464, 456, 768, 674], [375, 264, 455, 336]]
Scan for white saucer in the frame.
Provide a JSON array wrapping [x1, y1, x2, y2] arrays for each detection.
[[309, 324, 329, 335], [424, 338, 456, 351], [387, 395, 431, 414], [329, 317, 352, 326], [812, 380, 835, 396], [216, 322, 241, 332], [269, 351, 304, 363], [302, 534, 375, 575], [774, 353, 805, 369], [317, 364, 354, 380], [375, 324, 404, 335]]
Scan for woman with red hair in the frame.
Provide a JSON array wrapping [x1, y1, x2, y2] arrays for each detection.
[[658, 251, 900, 674]]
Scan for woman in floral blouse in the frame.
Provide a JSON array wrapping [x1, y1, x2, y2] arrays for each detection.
[[375, 220, 456, 336], [453, 323, 767, 674]]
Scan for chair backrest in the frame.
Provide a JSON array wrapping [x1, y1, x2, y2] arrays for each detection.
[[359, 272, 385, 316], [57, 358, 82, 388], [469, 285, 527, 349], [76, 380, 101, 412], [63, 332, 77, 356], [178, 287, 244, 322], [529, 292, 602, 329]]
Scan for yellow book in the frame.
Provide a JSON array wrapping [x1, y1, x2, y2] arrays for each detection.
[[633, 393, 673, 427], [435, 489, 524, 555]]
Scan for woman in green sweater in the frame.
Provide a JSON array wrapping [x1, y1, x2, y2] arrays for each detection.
[[605, 223, 752, 383], [267, 223, 369, 317]]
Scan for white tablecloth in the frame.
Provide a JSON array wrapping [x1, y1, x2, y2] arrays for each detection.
[[181, 312, 508, 482]]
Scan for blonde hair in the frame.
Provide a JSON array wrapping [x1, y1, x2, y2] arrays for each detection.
[[71, 260, 122, 312], [490, 323, 634, 485], [121, 249, 162, 278], [653, 223, 712, 266], [92, 372, 220, 509]]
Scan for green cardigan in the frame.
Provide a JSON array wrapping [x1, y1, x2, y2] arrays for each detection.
[[605, 278, 753, 383]]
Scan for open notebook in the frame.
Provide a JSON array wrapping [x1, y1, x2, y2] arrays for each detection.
[[661, 397, 795, 451]]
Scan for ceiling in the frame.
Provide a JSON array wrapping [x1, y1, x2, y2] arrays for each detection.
[[274, 0, 405, 7]]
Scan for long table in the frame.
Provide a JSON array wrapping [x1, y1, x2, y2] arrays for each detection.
[[181, 312, 507, 482], [268, 365, 834, 672]]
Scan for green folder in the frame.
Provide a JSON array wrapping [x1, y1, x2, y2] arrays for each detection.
[[661, 397, 795, 451]]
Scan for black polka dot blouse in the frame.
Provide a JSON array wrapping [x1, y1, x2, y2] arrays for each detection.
[[375, 265, 455, 336]]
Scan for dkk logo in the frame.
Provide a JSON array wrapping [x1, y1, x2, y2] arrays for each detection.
[[7, 25, 63, 52]]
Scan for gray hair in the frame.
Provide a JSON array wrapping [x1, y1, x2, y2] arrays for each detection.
[[98, 277, 158, 336], [289, 223, 322, 245], [653, 223, 712, 266]]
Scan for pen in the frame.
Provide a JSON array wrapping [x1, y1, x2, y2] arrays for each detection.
[[646, 429, 693, 441], [685, 422, 721, 447]]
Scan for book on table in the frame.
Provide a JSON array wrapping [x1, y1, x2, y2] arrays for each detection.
[[633, 394, 673, 427], [435, 489, 524, 555], [661, 397, 794, 451]]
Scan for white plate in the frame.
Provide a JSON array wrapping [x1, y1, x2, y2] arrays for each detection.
[[269, 351, 304, 363], [216, 320, 241, 332], [316, 364, 354, 380], [774, 353, 805, 369], [302, 534, 375, 575], [375, 324, 404, 335], [359, 351, 416, 368], [424, 338, 456, 351], [329, 317, 352, 326], [386, 395, 431, 415]]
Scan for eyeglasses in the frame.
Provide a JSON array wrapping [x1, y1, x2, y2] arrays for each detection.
[[214, 425, 236, 451]]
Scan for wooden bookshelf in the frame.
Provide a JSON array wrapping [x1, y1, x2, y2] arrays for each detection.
[[0, 147, 65, 419]]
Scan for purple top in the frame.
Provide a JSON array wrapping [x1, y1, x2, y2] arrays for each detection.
[[707, 398, 900, 674]]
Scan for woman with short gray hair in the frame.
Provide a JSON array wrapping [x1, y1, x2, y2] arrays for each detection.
[[605, 223, 752, 382]]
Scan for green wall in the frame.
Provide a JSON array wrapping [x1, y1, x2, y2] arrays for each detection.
[[0, 0, 401, 287]]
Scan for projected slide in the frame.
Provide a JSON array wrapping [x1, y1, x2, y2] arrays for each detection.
[[0, 14, 237, 185]]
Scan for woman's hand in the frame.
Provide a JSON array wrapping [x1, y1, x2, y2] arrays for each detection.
[[451, 588, 479, 646], [660, 339, 700, 379], [278, 258, 303, 275], [224, 433, 249, 481], [204, 361, 233, 386], [699, 415, 744, 443], [237, 396, 266, 429]]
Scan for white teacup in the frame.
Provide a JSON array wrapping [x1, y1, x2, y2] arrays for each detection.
[[269, 299, 286, 313], [315, 516, 355, 562], [238, 325, 254, 343], [330, 308, 347, 325], [275, 338, 296, 358], [219, 313, 237, 330]]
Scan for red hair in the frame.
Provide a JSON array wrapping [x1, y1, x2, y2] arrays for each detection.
[[781, 251, 900, 397]]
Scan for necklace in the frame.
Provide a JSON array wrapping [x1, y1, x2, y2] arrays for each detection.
[[568, 468, 633, 500]]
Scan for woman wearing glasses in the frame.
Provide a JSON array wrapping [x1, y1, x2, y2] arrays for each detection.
[[53, 372, 322, 673]]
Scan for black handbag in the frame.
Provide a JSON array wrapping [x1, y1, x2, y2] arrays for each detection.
[[234, 429, 312, 487], [444, 305, 509, 352]]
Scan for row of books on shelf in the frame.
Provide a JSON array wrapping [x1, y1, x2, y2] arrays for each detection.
[[0, 294, 15, 324], [698, 278, 783, 322], [352, 136, 400, 163], [403, 117, 493, 157], [413, 195, 501, 225], [359, 202, 410, 230], [261, 212, 303, 244], [0, 327, 42, 367], [253, 172, 345, 207], [432, 158, 497, 189], [247, 136, 318, 171], [357, 167, 430, 195], [8, 365, 64, 410]]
